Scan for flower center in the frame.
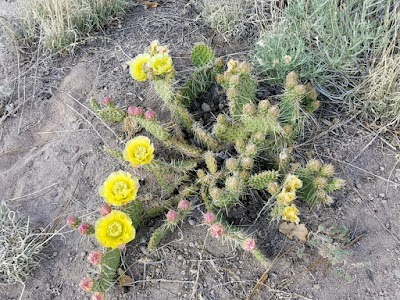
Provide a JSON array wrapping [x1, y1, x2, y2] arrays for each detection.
[[113, 181, 128, 195], [133, 146, 147, 160], [107, 221, 123, 237]]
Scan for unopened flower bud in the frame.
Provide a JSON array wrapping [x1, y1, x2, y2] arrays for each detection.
[[128, 106, 143, 116], [307, 159, 321, 172], [66, 216, 79, 228], [238, 61, 251, 73], [283, 55, 292, 64], [92, 292, 105, 300], [242, 238, 256, 251], [258, 99, 270, 112], [79, 277, 93, 292], [197, 169, 206, 179], [102, 96, 112, 105], [235, 139, 246, 153], [99, 205, 112, 216], [314, 177, 328, 189], [332, 178, 345, 189], [78, 223, 92, 235], [268, 105, 280, 118], [210, 223, 224, 238], [203, 212, 216, 225], [267, 182, 279, 194], [87, 250, 102, 266], [225, 176, 241, 192], [226, 158, 239, 172], [144, 109, 156, 120], [253, 131, 265, 143], [230, 74, 241, 85], [241, 157, 254, 170], [283, 125, 293, 136], [166, 210, 178, 222], [245, 143, 257, 157], [243, 103, 256, 116], [227, 59, 238, 71], [209, 187, 223, 200], [320, 163, 335, 177], [286, 71, 299, 89], [294, 84, 307, 96], [178, 200, 190, 211]]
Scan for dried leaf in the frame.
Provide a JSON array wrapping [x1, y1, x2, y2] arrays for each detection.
[[141, 1, 159, 8], [279, 222, 308, 241], [117, 268, 134, 287]]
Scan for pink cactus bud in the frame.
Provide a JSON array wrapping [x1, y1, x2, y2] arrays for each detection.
[[144, 109, 156, 120], [66, 216, 79, 228], [210, 223, 224, 238], [87, 250, 102, 265], [99, 205, 112, 216], [79, 277, 93, 292], [102, 96, 112, 105], [242, 238, 256, 251], [203, 212, 216, 225], [92, 292, 105, 300], [178, 200, 190, 211], [78, 223, 92, 235], [117, 243, 126, 250], [128, 106, 144, 116], [166, 210, 178, 222]]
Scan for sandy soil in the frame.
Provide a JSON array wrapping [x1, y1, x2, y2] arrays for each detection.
[[1, 1, 400, 300]]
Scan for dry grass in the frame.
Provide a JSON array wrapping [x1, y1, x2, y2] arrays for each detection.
[[18, 0, 128, 50], [192, 0, 284, 43], [0, 202, 44, 286]]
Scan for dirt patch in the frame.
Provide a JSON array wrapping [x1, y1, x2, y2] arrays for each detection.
[[1, 1, 400, 300]]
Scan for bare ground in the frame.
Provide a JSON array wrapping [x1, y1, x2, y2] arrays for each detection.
[[1, 1, 400, 300]]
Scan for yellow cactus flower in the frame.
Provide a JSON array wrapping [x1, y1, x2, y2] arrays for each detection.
[[128, 53, 151, 82], [149, 53, 173, 75], [123, 136, 154, 167], [95, 210, 135, 249], [277, 191, 296, 206], [99, 171, 139, 206], [285, 174, 303, 191], [281, 205, 300, 224]]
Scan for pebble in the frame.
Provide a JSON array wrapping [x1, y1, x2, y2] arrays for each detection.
[[380, 166, 385, 171], [177, 254, 184, 261], [395, 269, 400, 279], [139, 246, 150, 256], [71, 146, 79, 154], [378, 193, 386, 198], [139, 236, 147, 244], [201, 103, 211, 112], [313, 284, 321, 290], [188, 217, 197, 226]]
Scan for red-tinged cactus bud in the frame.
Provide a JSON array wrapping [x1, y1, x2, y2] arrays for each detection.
[[203, 212, 216, 225], [99, 205, 112, 216], [332, 178, 346, 189], [210, 223, 224, 238], [92, 292, 105, 300], [66, 216, 79, 228], [78, 223, 92, 235], [128, 106, 144, 116], [79, 277, 93, 292], [102, 96, 112, 105], [242, 238, 256, 251], [178, 200, 190, 211], [144, 109, 156, 120], [87, 250, 102, 266], [166, 210, 178, 222]]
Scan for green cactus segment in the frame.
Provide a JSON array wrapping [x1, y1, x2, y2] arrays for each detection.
[[191, 43, 215, 68], [247, 170, 280, 190], [93, 248, 121, 292], [211, 190, 240, 208], [103, 147, 124, 161], [165, 138, 203, 158], [295, 162, 344, 205], [133, 116, 171, 141], [89, 98, 125, 122], [214, 216, 271, 267], [192, 123, 221, 150], [153, 79, 174, 103], [218, 61, 257, 118], [121, 200, 143, 229], [144, 196, 181, 220], [213, 115, 248, 143], [204, 151, 218, 174], [148, 208, 191, 251]]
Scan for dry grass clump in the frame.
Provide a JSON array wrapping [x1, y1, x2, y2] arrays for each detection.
[[192, 0, 284, 42], [19, 0, 128, 50], [0, 202, 44, 285], [353, 51, 400, 126]]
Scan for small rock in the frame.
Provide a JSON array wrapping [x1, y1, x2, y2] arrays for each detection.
[[80, 251, 87, 258], [381, 199, 387, 204], [201, 103, 211, 112], [71, 146, 79, 154], [139, 236, 147, 244], [139, 246, 150, 256], [313, 284, 321, 290], [395, 269, 400, 279], [177, 254, 184, 261], [188, 217, 197, 226], [379, 193, 386, 198]]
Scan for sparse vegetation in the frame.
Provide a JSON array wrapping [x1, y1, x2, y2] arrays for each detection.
[[18, 0, 128, 50]]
